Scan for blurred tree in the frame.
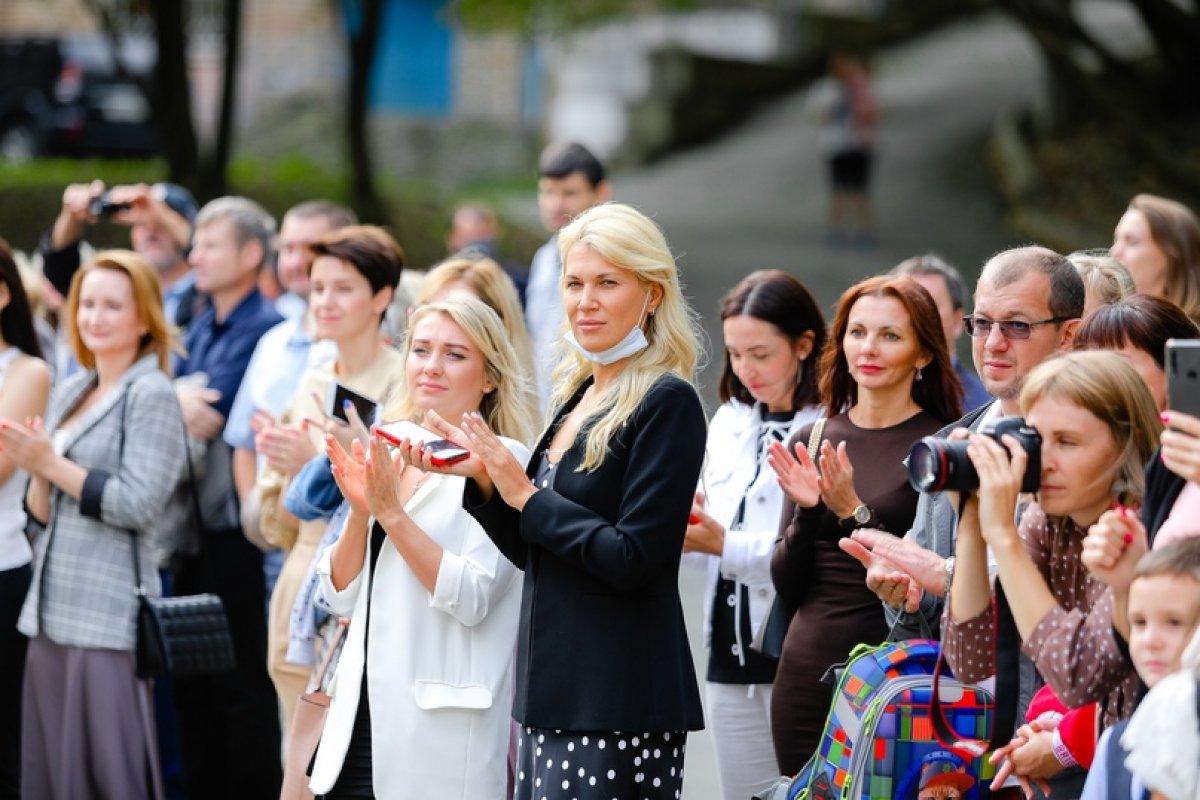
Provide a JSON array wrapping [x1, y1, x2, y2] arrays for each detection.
[[84, 0, 242, 199], [343, 0, 387, 223], [998, 0, 1200, 195]]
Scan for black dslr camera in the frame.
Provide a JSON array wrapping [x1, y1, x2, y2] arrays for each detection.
[[905, 416, 1042, 494], [88, 192, 133, 218]]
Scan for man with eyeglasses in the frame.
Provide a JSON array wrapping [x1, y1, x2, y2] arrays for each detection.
[[843, 246, 1084, 796]]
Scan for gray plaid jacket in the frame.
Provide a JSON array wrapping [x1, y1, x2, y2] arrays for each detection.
[[18, 354, 186, 651]]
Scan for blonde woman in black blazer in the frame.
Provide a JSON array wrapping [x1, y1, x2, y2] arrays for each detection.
[[406, 202, 706, 800]]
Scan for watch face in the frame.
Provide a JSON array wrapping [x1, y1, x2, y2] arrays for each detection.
[[854, 505, 870, 524]]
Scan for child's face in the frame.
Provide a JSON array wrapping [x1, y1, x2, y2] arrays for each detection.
[[919, 787, 962, 800], [1128, 574, 1200, 687]]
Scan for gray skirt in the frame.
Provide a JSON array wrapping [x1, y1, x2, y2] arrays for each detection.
[[22, 636, 163, 800]]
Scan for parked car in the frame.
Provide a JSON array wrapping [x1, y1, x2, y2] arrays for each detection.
[[0, 36, 159, 162]]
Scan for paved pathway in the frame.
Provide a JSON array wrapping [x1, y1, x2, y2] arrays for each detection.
[[507, 10, 1049, 799]]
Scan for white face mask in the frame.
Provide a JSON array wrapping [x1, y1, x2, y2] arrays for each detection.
[[563, 291, 653, 366]]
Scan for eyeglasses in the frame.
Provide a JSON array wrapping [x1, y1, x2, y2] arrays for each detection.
[[963, 315, 1069, 340]]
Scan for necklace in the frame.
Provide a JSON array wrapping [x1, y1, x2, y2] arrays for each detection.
[[405, 468, 432, 501]]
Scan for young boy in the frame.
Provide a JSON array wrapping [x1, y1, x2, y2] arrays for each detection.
[[1081, 537, 1200, 799]]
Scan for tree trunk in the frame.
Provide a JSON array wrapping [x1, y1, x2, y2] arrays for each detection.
[[346, 0, 387, 224], [198, 0, 243, 200], [151, 0, 200, 188]]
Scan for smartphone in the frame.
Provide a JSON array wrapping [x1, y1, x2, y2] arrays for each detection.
[[373, 420, 470, 465], [325, 382, 379, 427], [1167, 338, 1200, 417]]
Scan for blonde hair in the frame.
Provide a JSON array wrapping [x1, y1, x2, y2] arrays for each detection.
[[1069, 251, 1135, 312], [1019, 350, 1162, 508], [551, 202, 703, 471], [66, 249, 176, 373], [385, 296, 538, 446], [416, 256, 534, 371]]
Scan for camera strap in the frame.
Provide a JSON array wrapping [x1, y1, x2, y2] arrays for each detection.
[[928, 494, 1020, 763]]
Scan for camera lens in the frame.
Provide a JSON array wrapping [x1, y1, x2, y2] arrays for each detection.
[[907, 439, 943, 493], [905, 437, 979, 494]]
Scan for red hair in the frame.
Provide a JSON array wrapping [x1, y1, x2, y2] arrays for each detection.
[[818, 275, 962, 422]]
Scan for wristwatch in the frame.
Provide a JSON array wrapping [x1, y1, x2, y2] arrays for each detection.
[[942, 555, 956, 597], [839, 504, 873, 530]]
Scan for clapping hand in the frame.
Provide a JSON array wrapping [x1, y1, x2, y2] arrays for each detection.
[[839, 530, 923, 613], [0, 416, 54, 476], [767, 440, 821, 508]]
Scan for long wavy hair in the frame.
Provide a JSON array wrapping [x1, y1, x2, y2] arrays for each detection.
[[819, 275, 962, 423], [385, 296, 538, 446], [551, 202, 703, 471], [1020, 350, 1162, 508], [717, 269, 826, 410], [66, 250, 175, 372]]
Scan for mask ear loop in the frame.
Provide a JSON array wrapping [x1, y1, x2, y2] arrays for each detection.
[[636, 290, 653, 329]]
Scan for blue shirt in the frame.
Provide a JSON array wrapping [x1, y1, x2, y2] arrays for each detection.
[[223, 314, 336, 451], [175, 290, 282, 420], [163, 271, 196, 327], [955, 357, 992, 413]]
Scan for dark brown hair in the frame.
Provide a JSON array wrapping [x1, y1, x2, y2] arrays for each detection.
[[1075, 293, 1199, 369], [0, 239, 42, 360], [307, 225, 405, 295], [717, 269, 826, 409], [819, 275, 962, 422]]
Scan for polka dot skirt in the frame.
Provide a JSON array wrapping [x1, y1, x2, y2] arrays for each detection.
[[515, 727, 686, 800]]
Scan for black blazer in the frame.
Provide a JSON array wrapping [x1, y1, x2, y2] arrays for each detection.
[[465, 374, 706, 732]]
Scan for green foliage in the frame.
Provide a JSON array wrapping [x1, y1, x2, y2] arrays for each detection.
[[453, 0, 695, 35]]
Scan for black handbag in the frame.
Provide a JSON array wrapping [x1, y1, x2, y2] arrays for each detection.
[[131, 540, 234, 679], [122, 393, 235, 680]]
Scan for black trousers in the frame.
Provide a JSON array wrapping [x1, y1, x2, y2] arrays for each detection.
[[172, 529, 281, 799], [0, 563, 31, 800]]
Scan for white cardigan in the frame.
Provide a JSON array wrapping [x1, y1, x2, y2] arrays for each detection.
[[309, 438, 529, 798], [687, 401, 820, 658]]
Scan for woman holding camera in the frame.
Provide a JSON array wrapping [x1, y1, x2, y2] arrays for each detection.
[[402, 203, 706, 799], [4, 250, 185, 800], [943, 351, 1161, 770], [766, 275, 961, 774], [310, 295, 536, 799]]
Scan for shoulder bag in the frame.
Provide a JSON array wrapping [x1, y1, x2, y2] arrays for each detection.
[[280, 617, 349, 800]]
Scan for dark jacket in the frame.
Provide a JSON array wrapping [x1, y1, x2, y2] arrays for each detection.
[[1142, 447, 1186, 546], [465, 374, 707, 732]]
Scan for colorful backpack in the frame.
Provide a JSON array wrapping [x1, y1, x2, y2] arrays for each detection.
[[771, 638, 994, 800]]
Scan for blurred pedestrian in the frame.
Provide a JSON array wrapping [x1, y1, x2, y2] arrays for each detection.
[[806, 51, 878, 248]]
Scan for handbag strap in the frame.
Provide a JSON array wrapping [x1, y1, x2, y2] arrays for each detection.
[[806, 416, 827, 463], [311, 618, 349, 690], [928, 495, 1020, 763], [120, 377, 206, 595]]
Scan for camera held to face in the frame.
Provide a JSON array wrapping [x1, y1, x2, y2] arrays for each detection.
[[88, 192, 133, 218], [906, 416, 1042, 494]]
